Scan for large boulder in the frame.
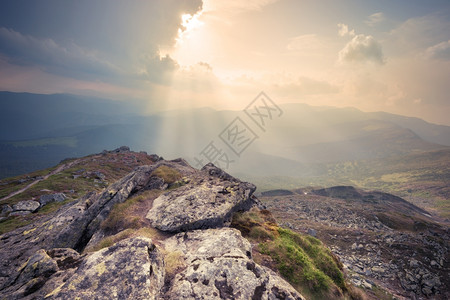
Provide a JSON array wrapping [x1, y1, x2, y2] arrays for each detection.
[[12, 200, 40, 213], [162, 228, 305, 300], [52, 160, 195, 251], [146, 163, 257, 232], [46, 237, 165, 299], [39, 193, 66, 206]]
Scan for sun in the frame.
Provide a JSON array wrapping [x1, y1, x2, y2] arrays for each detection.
[[177, 13, 203, 43]]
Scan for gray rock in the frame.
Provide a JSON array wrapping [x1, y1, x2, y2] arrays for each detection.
[[1, 204, 13, 216], [307, 228, 317, 237], [146, 164, 257, 232], [409, 258, 419, 268], [39, 193, 67, 206], [163, 228, 305, 300], [9, 210, 32, 216], [422, 286, 433, 295], [53, 161, 195, 251], [112, 146, 130, 153], [47, 237, 164, 299], [12, 200, 40, 212], [10, 249, 59, 299]]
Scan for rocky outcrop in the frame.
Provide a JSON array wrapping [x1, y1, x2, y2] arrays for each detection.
[[162, 228, 305, 300], [52, 160, 195, 251], [1, 154, 290, 299], [146, 163, 257, 232], [263, 190, 450, 299]]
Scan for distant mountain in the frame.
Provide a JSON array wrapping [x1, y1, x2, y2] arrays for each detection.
[[0, 91, 141, 141], [0, 91, 449, 181], [368, 111, 450, 146]]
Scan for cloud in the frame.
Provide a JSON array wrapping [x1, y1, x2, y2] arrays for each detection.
[[0, 0, 202, 88], [0, 27, 120, 80], [425, 40, 450, 60], [338, 34, 384, 65], [337, 24, 355, 37], [365, 12, 385, 27]]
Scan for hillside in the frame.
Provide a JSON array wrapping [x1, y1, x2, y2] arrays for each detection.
[[0, 148, 371, 300], [261, 186, 449, 299], [1, 148, 448, 299]]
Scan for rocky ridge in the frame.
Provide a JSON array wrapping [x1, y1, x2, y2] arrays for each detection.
[[0, 152, 307, 299], [261, 186, 449, 299]]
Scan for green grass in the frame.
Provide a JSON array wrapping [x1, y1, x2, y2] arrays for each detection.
[[259, 228, 345, 294], [86, 227, 161, 252], [100, 190, 161, 233], [0, 216, 31, 235], [0, 198, 75, 235], [152, 166, 182, 184], [232, 209, 349, 299]]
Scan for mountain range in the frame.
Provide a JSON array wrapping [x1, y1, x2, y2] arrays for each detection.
[[1, 91, 448, 218]]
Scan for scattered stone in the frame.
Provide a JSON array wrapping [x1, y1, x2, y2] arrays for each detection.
[[39, 193, 67, 206], [1, 204, 12, 216], [111, 146, 130, 153], [410, 258, 419, 268], [12, 200, 40, 212], [307, 228, 317, 237]]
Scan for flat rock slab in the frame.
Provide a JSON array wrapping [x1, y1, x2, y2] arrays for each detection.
[[146, 164, 256, 232], [46, 237, 165, 299], [163, 228, 306, 300]]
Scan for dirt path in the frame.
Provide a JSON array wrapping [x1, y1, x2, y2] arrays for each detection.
[[0, 159, 82, 202]]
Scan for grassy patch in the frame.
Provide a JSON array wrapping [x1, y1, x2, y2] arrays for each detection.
[[369, 285, 395, 300], [88, 229, 135, 252], [0, 216, 32, 235], [87, 227, 161, 252], [152, 166, 182, 184], [165, 250, 186, 277], [100, 190, 161, 233], [232, 209, 350, 299], [37, 198, 74, 215]]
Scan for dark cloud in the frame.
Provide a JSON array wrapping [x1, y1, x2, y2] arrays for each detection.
[[0, 27, 119, 79], [0, 0, 202, 84]]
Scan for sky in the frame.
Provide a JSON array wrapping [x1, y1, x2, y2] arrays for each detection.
[[0, 0, 449, 125]]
